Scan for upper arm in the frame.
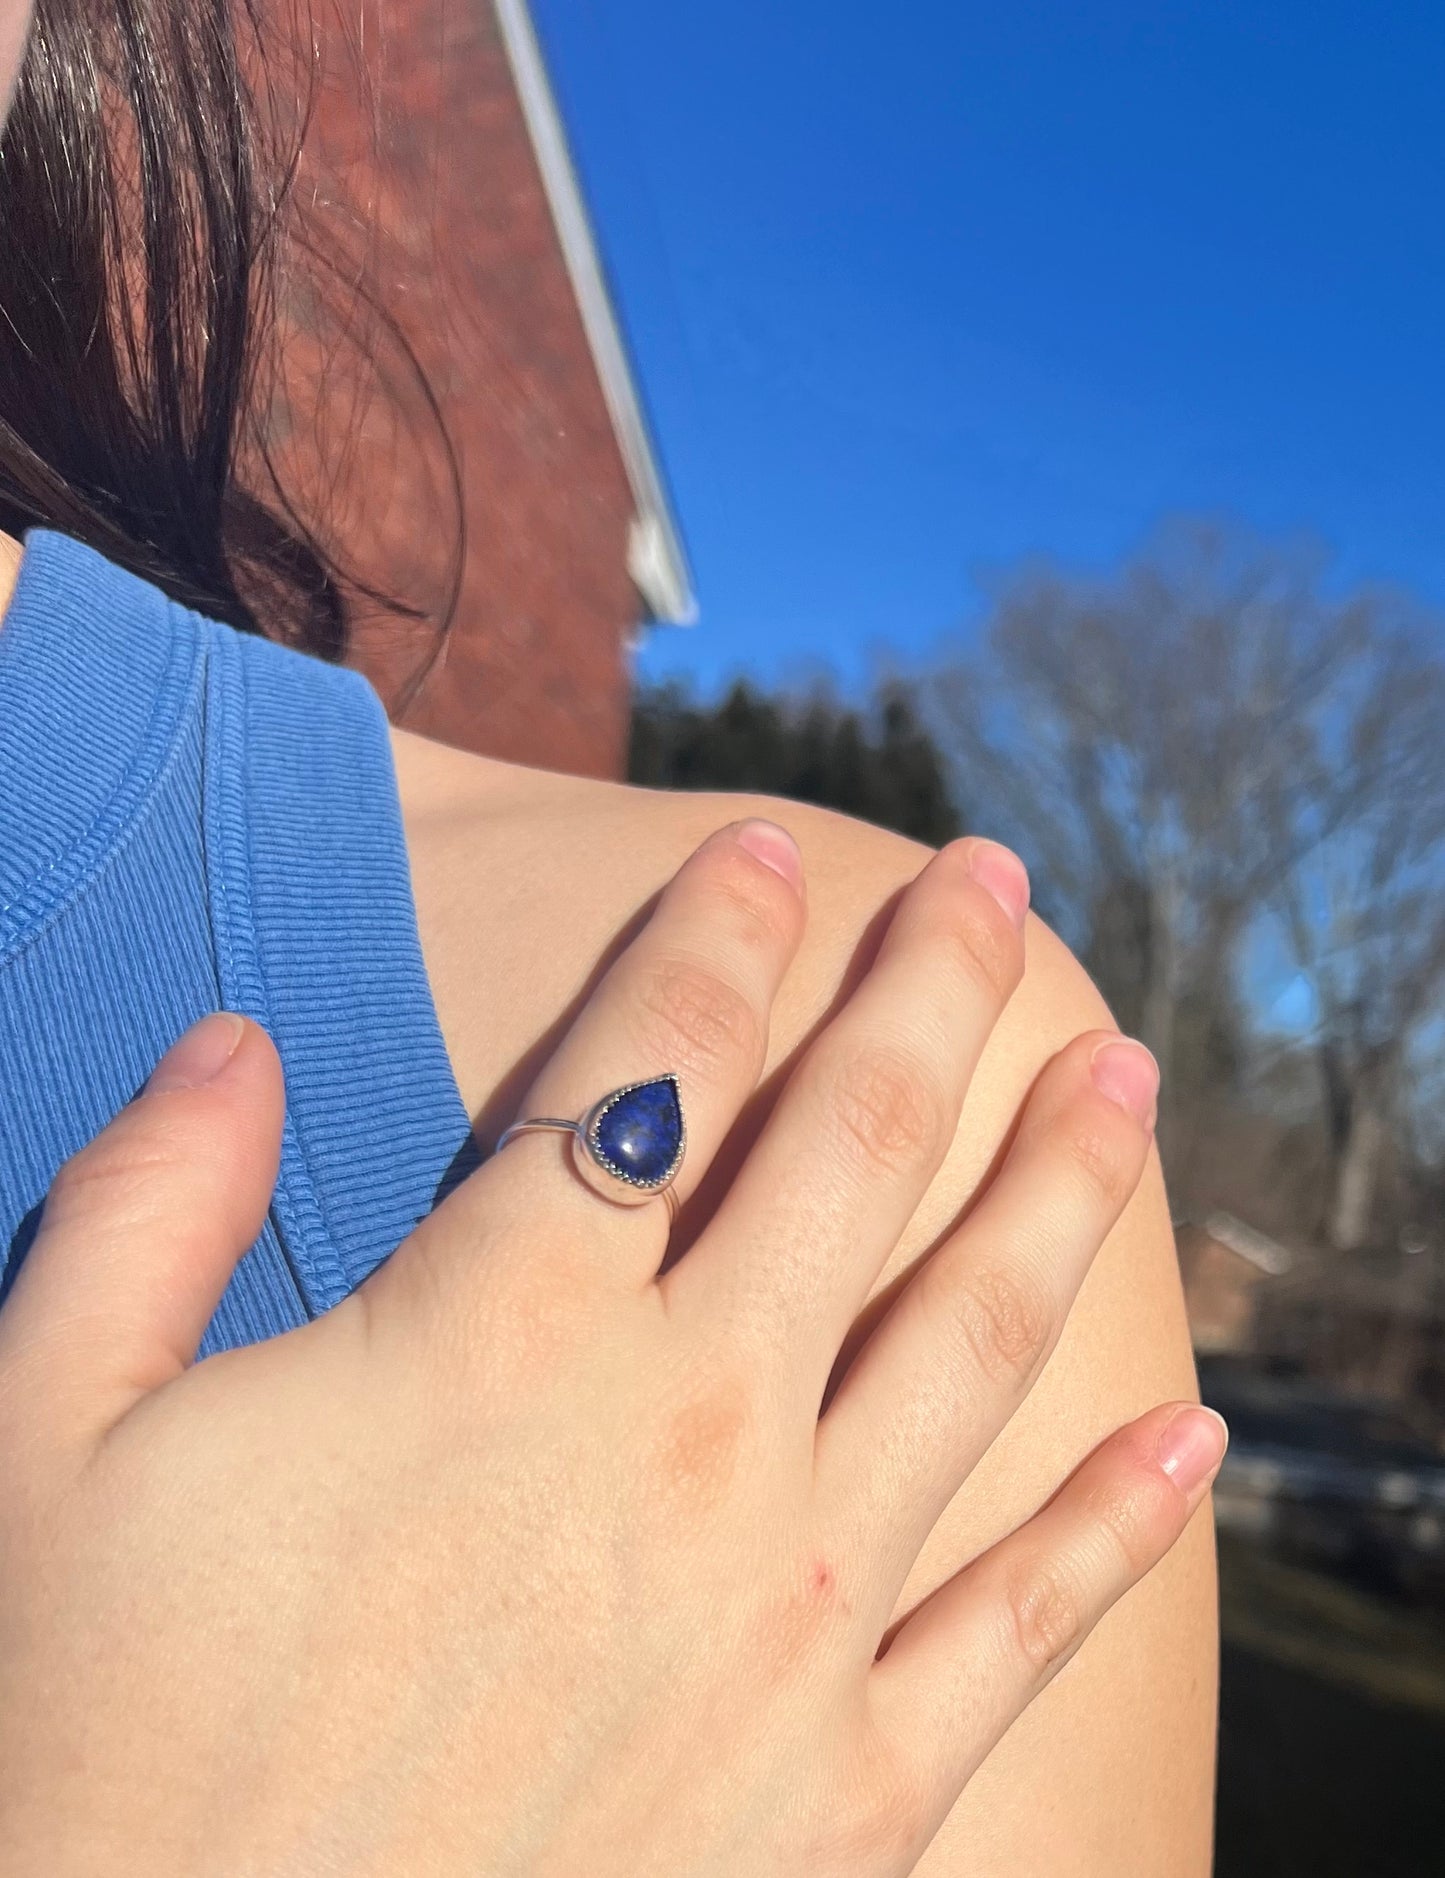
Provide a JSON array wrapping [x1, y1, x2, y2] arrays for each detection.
[[715, 795, 1218, 1876]]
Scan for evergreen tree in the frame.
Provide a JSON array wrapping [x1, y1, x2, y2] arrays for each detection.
[[629, 676, 961, 846]]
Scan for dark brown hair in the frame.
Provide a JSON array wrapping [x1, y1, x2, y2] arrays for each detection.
[[0, 0, 459, 667]]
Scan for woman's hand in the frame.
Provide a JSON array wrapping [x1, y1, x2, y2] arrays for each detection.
[[0, 823, 1223, 1877]]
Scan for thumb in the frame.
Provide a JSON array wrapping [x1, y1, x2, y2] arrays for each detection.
[[0, 1013, 285, 1435]]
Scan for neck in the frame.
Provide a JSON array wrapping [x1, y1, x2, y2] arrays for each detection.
[[0, 531, 23, 627]]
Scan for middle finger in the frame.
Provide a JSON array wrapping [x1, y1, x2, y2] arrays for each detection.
[[815, 1026, 1159, 1590], [664, 837, 1029, 1391]]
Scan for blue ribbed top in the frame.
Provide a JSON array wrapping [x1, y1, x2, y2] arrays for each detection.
[[0, 529, 479, 1353]]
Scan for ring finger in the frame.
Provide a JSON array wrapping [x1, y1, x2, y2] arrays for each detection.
[[816, 1027, 1159, 1591]]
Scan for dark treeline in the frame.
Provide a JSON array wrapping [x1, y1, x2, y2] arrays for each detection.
[[629, 676, 962, 847]]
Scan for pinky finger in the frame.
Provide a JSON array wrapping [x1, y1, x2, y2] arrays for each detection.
[[867, 1401, 1226, 1815]]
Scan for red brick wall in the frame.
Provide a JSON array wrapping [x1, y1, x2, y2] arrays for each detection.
[[280, 1, 643, 778]]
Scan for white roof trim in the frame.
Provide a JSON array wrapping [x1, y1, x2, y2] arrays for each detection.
[[1202, 1211, 1293, 1276], [493, 0, 697, 625]]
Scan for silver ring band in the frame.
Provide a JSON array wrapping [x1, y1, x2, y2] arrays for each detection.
[[494, 1075, 686, 1222], [494, 1118, 585, 1145]]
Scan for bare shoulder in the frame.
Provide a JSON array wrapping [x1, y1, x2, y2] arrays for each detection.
[[393, 730, 1216, 1876], [391, 728, 1110, 1129]]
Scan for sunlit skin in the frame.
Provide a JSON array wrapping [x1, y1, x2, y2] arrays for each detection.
[[0, 1, 29, 120], [0, 4, 1216, 1869]]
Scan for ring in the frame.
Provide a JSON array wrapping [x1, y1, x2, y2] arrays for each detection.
[[494, 1074, 687, 1221]]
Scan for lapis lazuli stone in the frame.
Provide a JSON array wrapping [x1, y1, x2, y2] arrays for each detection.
[[591, 1077, 684, 1187]]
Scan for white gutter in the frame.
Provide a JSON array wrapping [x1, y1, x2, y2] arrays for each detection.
[[493, 0, 697, 625]]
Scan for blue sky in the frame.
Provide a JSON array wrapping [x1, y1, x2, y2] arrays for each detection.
[[531, 0, 1445, 694]]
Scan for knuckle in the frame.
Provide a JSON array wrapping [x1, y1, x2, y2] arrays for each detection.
[[380, 1222, 584, 1406], [1062, 1118, 1135, 1213], [825, 1041, 949, 1177], [470, 1257, 598, 1389], [828, 1752, 930, 1867], [641, 1368, 755, 1526], [634, 954, 764, 1079], [949, 1258, 1053, 1389], [930, 892, 1022, 1003], [1089, 1470, 1176, 1578], [1003, 1555, 1085, 1680], [705, 845, 796, 950], [43, 1130, 181, 1230]]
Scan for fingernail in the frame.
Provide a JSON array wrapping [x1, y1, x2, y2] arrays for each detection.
[[1090, 1037, 1160, 1128], [966, 840, 1030, 929], [735, 818, 804, 892], [148, 1012, 246, 1094], [1157, 1406, 1229, 1494]]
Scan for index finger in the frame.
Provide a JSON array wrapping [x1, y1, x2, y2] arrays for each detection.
[[380, 818, 808, 1301]]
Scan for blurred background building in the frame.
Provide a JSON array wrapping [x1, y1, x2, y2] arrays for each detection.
[[281, 0, 692, 778]]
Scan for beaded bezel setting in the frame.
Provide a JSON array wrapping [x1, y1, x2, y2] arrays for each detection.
[[581, 1074, 687, 1193]]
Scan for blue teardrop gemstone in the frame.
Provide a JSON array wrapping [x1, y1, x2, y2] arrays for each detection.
[[591, 1077, 684, 1187]]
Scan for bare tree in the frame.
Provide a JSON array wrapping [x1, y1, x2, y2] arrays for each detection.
[[935, 517, 1445, 1249], [1258, 619, 1445, 1248]]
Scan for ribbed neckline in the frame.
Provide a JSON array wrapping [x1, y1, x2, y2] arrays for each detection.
[[0, 530, 202, 959], [0, 528, 478, 1307]]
